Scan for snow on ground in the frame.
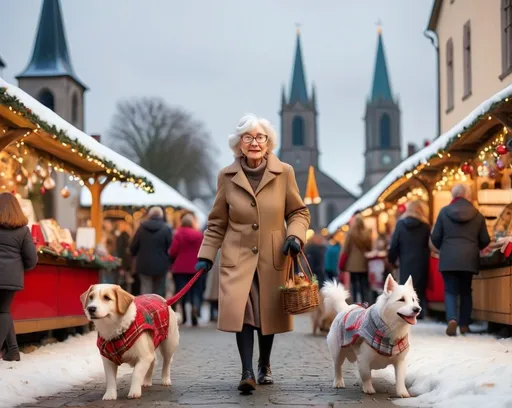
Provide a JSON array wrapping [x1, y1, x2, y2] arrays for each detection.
[[0, 332, 129, 408], [372, 321, 512, 408]]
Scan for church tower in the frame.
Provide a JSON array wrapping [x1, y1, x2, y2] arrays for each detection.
[[17, 0, 87, 231], [279, 29, 318, 172], [361, 28, 401, 193]]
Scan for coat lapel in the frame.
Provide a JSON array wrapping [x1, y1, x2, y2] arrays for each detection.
[[226, 159, 255, 198], [255, 154, 283, 196]]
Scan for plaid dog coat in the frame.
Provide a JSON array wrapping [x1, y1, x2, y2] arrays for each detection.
[[97, 294, 170, 365], [337, 305, 409, 357]]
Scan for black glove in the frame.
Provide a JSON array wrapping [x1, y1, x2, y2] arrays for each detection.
[[282, 236, 301, 256], [195, 258, 213, 272]]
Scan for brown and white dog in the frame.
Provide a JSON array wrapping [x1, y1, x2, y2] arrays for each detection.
[[80, 284, 179, 400]]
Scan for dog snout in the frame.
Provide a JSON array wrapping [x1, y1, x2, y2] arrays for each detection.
[[87, 306, 97, 314], [413, 306, 421, 314]]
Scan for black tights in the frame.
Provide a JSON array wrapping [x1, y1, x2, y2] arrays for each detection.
[[236, 324, 274, 372], [0, 290, 17, 353]]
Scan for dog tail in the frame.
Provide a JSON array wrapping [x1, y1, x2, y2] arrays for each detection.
[[321, 279, 350, 314]]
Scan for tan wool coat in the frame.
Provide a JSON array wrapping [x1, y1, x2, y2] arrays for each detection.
[[198, 154, 310, 335]]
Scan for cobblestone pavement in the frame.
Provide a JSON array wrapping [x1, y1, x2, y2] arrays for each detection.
[[18, 315, 411, 408]]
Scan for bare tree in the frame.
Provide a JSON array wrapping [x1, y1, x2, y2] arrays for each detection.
[[107, 97, 218, 198]]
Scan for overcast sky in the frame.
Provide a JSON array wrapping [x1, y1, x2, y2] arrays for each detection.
[[1, 0, 436, 196]]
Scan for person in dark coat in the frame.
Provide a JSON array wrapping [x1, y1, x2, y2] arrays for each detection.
[[130, 206, 173, 297], [324, 237, 341, 281], [431, 183, 490, 336], [304, 232, 327, 288], [0, 193, 38, 361], [388, 200, 431, 318]]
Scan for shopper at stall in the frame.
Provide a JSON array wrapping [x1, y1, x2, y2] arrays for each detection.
[[338, 214, 372, 304], [431, 183, 490, 336], [388, 200, 431, 319], [304, 232, 327, 288], [195, 113, 310, 392], [169, 213, 204, 326], [0, 192, 38, 361], [130, 206, 173, 297], [324, 235, 341, 281]]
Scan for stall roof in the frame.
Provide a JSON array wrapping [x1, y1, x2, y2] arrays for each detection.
[[328, 83, 512, 233], [0, 78, 153, 192], [80, 177, 207, 227]]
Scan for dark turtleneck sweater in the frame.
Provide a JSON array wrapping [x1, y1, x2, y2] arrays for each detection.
[[240, 157, 267, 192]]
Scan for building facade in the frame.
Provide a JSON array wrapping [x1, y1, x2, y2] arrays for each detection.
[[16, 0, 86, 232], [428, 0, 512, 133], [360, 30, 402, 193], [279, 31, 356, 230]]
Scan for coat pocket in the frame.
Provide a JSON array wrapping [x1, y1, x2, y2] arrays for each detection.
[[220, 230, 241, 267], [272, 230, 287, 270]]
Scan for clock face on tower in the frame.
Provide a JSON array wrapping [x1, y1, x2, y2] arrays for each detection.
[[382, 154, 392, 165]]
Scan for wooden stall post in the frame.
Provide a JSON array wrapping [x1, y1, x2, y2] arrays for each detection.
[[86, 177, 109, 244]]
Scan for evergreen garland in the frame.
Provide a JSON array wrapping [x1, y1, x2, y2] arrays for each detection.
[[0, 87, 154, 193]]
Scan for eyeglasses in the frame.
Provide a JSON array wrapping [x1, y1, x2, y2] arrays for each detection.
[[241, 133, 268, 144]]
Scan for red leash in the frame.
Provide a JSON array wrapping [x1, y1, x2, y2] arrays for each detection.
[[166, 268, 206, 306]]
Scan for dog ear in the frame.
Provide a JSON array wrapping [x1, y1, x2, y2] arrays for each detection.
[[405, 275, 414, 289], [80, 285, 94, 309], [383, 274, 397, 295], [114, 285, 135, 314]]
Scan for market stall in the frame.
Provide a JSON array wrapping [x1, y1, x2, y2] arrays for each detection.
[[0, 78, 154, 334], [328, 84, 512, 325]]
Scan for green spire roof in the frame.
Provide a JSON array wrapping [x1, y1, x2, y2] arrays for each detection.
[[370, 30, 393, 102], [18, 0, 85, 88], [289, 31, 308, 104]]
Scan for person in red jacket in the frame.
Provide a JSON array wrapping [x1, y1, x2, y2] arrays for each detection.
[[169, 213, 204, 326]]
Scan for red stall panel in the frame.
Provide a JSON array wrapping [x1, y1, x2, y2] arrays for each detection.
[[58, 267, 99, 316], [11, 265, 59, 320]]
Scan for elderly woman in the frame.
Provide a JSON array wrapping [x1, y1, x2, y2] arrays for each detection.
[[195, 114, 310, 393], [431, 183, 490, 336]]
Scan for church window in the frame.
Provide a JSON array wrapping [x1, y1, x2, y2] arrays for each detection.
[[38, 89, 54, 111], [446, 38, 454, 111], [71, 92, 79, 125], [502, 0, 512, 77], [292, 116, 305, 146], [379, 114, 391, 148], [463, 21, 472, 98]]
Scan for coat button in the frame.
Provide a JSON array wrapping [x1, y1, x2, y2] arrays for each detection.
[[252, 223, 259, 230], [252, 246, 258, 254], [251, 201, 256, 207]]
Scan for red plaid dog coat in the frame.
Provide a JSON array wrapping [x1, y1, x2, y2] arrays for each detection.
[[97, 294, 170, 365], [336, 304, 409, 357]]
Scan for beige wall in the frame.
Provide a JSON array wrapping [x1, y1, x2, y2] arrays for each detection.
[[437, 0, 511, 134]]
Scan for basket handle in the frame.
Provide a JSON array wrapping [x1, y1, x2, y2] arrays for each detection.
[[286, 250, 315, 284]]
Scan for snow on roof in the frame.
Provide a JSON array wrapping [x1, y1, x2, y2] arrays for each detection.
[[0, 77, 153, 190], [80, 176, 207, 227], [328, 83, 512, 233]]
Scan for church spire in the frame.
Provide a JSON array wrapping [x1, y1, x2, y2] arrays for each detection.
[[370, 27, 393, 102], [289, 27, 308, 105], [18, 0, 85, 88]]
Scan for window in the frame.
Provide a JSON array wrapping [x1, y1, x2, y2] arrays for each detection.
[[71, 93, 79, 125], [502, 0, 512, 77], [463, 21, 472, 98], [446, 39, 454, 112], [379, 113, 391, 148], [38, 89, 54, 111], [292, 116, 305, 146]]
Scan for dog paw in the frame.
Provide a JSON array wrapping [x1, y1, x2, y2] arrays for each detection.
[[142, 380, 153, 388], [102, 391, 117, 401], [396, 389, 410, 398], [362, 384, 376, 394], [127, 388, 142, 399], [161, 377, 172, 386], [333, 378, 345, 388]]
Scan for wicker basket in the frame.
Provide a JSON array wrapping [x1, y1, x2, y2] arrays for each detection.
[[281, 251, 320, 315]]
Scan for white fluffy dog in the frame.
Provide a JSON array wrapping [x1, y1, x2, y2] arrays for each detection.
[[322, 274, 420, 398], [81, 284, 179, 400]]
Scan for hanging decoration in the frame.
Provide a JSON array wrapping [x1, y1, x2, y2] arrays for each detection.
[[497, 144, 508, 155], [60, 186, 70, 199]]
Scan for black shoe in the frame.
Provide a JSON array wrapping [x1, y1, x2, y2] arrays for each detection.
[[257, 364, 273, 385], [2, 349, 20, 361], [237, 370, 256, 393]]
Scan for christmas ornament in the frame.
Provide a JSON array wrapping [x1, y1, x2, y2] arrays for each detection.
[[43, 176, 56, 190], [398, 204, 406, 214], [60, 186, 70, 199], [490, 168, 497, 178], [40, 186, 46, 195], [461, 163, 471, 174], [497, 159, 506, 171], [497, 145, 508, 155]]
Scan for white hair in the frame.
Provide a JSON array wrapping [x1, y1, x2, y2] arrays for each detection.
[[228, 113, 277, 157], [147, 206, 164, 218], [451, 183, 471, 200]]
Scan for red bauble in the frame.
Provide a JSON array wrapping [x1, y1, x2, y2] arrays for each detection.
[[424, 140, 431, 147], [398, 204, 406, 214], [40, 186, 46, 195], [461, 163, 470, 174], [497, 145, 508, 155]]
